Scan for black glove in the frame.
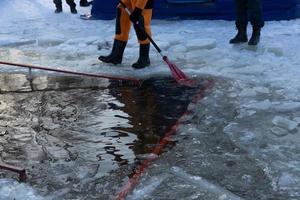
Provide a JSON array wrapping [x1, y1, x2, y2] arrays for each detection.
[[129, 8, 143, 24]]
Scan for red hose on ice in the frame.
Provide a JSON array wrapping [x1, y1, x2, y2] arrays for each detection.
[[115, 79, 215, 200], [0, 60, 141, 84]]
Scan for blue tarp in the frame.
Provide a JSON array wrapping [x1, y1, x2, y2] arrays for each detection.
[[90, 0, 300, 20]]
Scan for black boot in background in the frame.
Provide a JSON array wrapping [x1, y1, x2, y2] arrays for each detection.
[[66, 0, 77, 14], [248, 26, 261, 46], [80, 0, 91, 7], [229, 25, 248, 44], [54, 2, 62, 13], [98, 40, 127, 65], [54, 6, 62, 13], [70, 6, 77, 14], [132, 44, 150, 69]]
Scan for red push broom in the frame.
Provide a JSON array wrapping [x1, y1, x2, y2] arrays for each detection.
[[119, 1, 195, 87]]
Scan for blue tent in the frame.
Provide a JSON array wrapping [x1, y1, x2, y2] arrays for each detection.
[[90, 0, 300, 20]]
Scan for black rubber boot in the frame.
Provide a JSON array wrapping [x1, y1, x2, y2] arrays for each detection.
[[54, 7, 62, 13], [54, 4, 62, 13], [98, 40, 127, 65], [66, 0, 77, 14], [248, 26, 261, 46], [80, 0, 91, 7], [70, 6, 77, 14], [132, 44, 150, 69], [229, 25, 248, 44]]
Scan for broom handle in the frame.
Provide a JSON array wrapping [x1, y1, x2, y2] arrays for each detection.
[[119, 1, 164, 58]]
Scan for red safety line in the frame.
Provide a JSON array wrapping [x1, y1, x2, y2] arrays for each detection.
[[0, 60, 141, 84], [115, 79, 215, 200]]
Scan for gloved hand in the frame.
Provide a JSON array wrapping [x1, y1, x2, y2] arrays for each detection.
[[129, 7, 143, 24]]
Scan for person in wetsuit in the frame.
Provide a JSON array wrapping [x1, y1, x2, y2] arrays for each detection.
[[98, 0, 154, 69]]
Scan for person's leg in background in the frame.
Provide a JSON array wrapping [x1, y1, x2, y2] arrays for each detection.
[[230, 0, 248, 44], [53, 0, 77, 14], [53, 0, 63, 13], [80, 0, 93, 7], [248, 0, 264, 45], [66, 0, 77, 14]]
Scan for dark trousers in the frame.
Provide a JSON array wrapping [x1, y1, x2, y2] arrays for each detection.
[[235, 0, 264, 28], [53, 0, 76, 8]]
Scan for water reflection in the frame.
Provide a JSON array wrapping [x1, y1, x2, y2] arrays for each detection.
[[0, 76, 198, 199], [108, 78, 197, 164]]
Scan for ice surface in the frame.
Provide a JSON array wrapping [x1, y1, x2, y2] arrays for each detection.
[[0, 0, 299, 94], [171, 167, 244, 200], [252, 86, 270, 94], [135, 153, 159, 161], [0, 74, 31, 92], [294, 117, 300, 124], [0, 179, 46, 200], [278, 172, 300, 195], [273, 101, 300, 113], [0, 38, 36, 47], [242, 99, 272, 111], [186, 38, 217, 50], [239, 131, 257, 144], [272, 116, 299, 131], [270, 126, 289, 137], [0, 0, 300, 199], [239, 88, 257, 97], [266, 42, 284, 57], [37, 38, 65, 47], [128, 175, 167, 200]]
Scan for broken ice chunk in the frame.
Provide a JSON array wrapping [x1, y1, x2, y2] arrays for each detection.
[[37, 37, 64, 47], [273, 101, 300, 112], [267, 45, 283, 57], [243, 100, 272, 111], [136, 153, 158, 161], [171, 166, 244, 200], [272, 116, 299, 131], [293, 117, 300, 124], [129, 175, 167, 200], [270, 127, 289, 137], [186, 38, 217, 50]]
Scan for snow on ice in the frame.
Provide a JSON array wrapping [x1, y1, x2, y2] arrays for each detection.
[[0, 179, 45, 200]]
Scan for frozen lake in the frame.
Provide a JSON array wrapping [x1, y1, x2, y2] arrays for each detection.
[[0, 74, 203, 199], [0, 0, 300, 199], [0, 74, 299, 200]]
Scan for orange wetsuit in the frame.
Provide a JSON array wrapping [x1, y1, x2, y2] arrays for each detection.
[[115, 0, 154, 44]]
